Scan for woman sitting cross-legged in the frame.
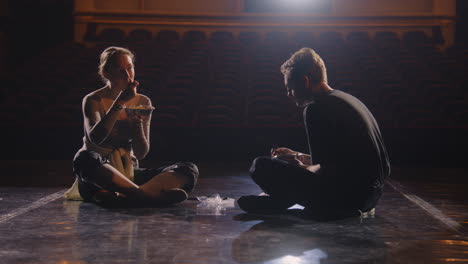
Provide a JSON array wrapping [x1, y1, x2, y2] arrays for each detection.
[[65, 46, 198, 207]]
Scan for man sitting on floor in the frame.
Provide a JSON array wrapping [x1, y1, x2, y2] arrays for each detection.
[[238, 48, 391, 218]]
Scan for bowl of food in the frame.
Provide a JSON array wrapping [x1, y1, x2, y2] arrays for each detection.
[[125, 105, 155, 117]]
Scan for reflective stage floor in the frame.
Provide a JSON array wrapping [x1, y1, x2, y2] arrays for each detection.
[[0, 162, 467, 264]]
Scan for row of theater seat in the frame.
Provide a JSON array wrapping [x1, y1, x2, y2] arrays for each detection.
[[90, 28, 444, 46], [6, 30, 468, 128]]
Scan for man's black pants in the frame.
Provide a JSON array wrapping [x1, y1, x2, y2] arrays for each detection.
[[248, 156, 382, 216]]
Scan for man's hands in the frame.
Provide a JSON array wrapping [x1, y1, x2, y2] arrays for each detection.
[[271, 147, 318, 172], [274, 153, 305, 167], [271, 147, 296, 157], [271, 147, 304, 166]]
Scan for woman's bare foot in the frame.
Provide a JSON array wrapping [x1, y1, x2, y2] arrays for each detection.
[[150, 188, 188, 206]]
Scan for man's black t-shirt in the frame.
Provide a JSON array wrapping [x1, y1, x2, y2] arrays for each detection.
[[304, 90, 390, 191]]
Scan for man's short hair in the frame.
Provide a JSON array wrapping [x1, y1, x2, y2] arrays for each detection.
[[280, 48, 327, 84]]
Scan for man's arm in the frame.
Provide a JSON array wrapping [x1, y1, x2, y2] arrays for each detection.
[[304, 103, 327, 167]]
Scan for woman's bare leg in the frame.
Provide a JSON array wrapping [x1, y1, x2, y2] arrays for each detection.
[[88, 164, 145, 200], [85, 165, 191, 206], [139, 170, 190, 200]]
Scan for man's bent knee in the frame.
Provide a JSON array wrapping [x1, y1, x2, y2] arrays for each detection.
[[249, 156, 274, 182]]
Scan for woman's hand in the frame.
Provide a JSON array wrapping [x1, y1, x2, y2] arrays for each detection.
[[128, 110, 151, 127], [128, 110, 143, 124], [116, 80, 139, 105], [126, 106, 153, 125]]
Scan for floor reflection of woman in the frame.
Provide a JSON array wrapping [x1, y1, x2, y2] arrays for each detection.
[[65, 46, 198, 207]]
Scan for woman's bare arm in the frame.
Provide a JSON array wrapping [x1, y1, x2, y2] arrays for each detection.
[[130, 95, 152, 159], [83, 94, 124, 145], [85, 82, 138, 145]]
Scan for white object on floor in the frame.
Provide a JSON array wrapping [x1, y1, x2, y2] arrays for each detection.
[[196, 193, 235, 216]]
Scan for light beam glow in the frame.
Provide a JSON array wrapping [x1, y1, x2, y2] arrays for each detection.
[[265, 249, 328, 264]]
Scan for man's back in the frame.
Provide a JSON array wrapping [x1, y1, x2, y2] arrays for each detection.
[[304, 89, 390, 189]]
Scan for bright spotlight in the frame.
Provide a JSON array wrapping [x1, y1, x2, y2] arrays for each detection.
[[277, 0, 330, 13], [265, 249, 328, 264], [245, 0, 332, 14], [288, 0, 312, 4], [265, 255, 302, 264]]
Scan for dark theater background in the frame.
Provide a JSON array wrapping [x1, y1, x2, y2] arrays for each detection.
[[0, 1, 467, 263], [2, 0, 468, 178]]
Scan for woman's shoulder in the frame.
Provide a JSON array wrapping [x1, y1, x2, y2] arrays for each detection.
[[83, 87, 107, 102]]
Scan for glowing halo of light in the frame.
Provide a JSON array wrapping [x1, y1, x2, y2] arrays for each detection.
[[264, 249, 328, 264], [287, 0, 312, 4]]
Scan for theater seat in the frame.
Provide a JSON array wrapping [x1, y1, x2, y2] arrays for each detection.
[[97, 28, 125, 42], [155, 30, 180, 43], [183, 31, 207, 43], [210, 31, 234, 44], [197, 105, 238, 125], [239, 31, 260, 45], [292, 31, 315, 47], [127, 29, 152, 42]]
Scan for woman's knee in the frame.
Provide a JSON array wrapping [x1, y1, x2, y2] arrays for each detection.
[[73, 150, 108, 183], [173, 162, 199, 192]]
